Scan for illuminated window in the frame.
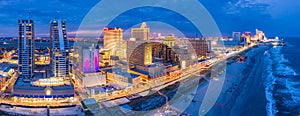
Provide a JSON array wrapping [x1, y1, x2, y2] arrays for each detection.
[[45, 89, 51, 95]]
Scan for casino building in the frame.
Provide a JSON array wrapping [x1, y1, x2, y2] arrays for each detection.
[[12, 78, 74, 99], [73, 43, 106, 88], [12, 19, 75, 103]]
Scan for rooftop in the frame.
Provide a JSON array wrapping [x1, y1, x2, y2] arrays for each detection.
[[15, 77, 73, 88], [82, 98, 98, 106], [104, 69, 140, 79], [130, 68, 150, 75], [0, 63, 17, 71]]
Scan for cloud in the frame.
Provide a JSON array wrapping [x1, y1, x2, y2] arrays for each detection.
[[225, 0, 271, 15], [0, 0, 99, 37], [0, 0, 299, 37]]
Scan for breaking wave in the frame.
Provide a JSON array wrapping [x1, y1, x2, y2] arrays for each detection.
[[264, 46, 299, 115]]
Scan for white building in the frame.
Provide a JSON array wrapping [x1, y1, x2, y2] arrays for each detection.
[[82, 73, 106, 88], [73, 43, 105, 88]]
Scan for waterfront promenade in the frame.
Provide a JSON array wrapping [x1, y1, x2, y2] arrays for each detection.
[[94, 44, 255, 105], [0, 44, 254, 115]]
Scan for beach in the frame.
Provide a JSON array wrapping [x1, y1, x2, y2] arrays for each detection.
[[182, 46, 271, 116], [197, 38, 300, 116], [226, 46, 269, 116]]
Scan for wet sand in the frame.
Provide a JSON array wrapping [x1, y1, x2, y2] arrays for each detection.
[[205, 46, 270, 116]]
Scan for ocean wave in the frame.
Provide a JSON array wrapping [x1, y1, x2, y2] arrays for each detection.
[[285, 79, 300, 104], [264, 45, 300, 115], [275, 64, 298, 76], [265, 71, 278, 116], [264, 51, 278, 116], [268, 46, 298, 76], [277, 54, 289, 64], [270, 47, 289, 64]]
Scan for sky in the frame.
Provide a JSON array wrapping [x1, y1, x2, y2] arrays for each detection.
[[0, 0, 299, 38]]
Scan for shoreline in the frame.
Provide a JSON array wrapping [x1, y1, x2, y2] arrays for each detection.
[[206, 46, 271, 116], [95, 45, 256, 115]]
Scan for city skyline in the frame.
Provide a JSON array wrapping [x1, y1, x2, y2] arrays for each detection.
[[0, 0, 299, 37], [0, 1, 299, 115]]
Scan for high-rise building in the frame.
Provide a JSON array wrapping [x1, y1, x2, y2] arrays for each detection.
[[127, 39, 152, 66], [131, 22, 150, 41], [189, 38, 209, 60], [73, 43, 103, 88], [128, 22, 152, 66], [256, 29, 266, 41], [152, 42, 177, 64], [144, 42, 152, 65], [103, 27, 123, 57], [245, 32, 251, 44], [50, 19, 70, 77], [240, 34, 246, 45], [76, 44, 99, 73], [232, 32, 241, 41], [151, 35, 177, 63], [18, 19, 35, 79], [232, 32, 241, 45], [163, 34, 176, 47]]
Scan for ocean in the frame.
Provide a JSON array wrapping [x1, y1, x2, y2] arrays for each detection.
[[186, 38, 300, 116], [264, 38, 300, 115], [226, 38, 300, 116]]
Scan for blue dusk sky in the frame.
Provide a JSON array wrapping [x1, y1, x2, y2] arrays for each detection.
[[0, 0, 299, 38]]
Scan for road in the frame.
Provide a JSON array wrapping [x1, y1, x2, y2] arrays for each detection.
[[0, 44, 253, 108], [92, 45, 253, 102]]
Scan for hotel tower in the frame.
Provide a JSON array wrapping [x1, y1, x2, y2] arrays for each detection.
[[103, 27, 123, 57], [18, 19, 35, 79], [50, 19, 70, 77], [131, 22, 152, 65]]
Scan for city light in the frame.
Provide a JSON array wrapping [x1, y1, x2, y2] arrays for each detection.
[[0, 1, 292, 115]]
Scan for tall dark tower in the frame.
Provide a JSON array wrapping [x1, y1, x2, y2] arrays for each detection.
[[18, 19, 35, 79]]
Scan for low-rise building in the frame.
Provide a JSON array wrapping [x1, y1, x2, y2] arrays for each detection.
[[12, 78, 74, 99], [0, 63, 16, 88], [105, 69, 141, 87], [73, 70, 106, 88]]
